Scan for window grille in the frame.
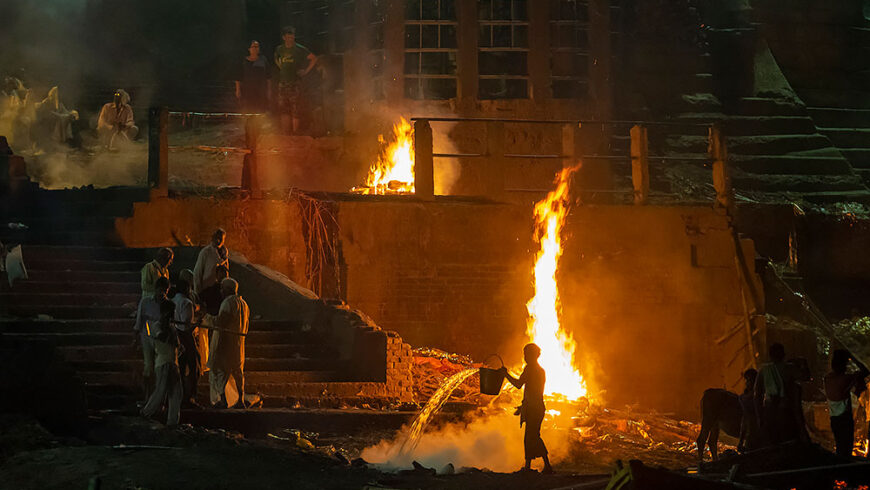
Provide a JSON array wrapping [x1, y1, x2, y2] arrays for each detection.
[[478, 0, 529, 99], [403, 0, 458, 100]]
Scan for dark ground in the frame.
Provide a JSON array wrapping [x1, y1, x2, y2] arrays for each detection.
[[0, 414, 608, 490]]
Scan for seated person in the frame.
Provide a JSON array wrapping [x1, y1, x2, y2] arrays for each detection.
[[35, 86, 78, 144], [97, 89, 137, 148]]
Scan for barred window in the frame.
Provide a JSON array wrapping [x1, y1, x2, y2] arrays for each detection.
[[478, 0, 529, 99], [403, 0, 458, 100], [550, 0, 589, 99]]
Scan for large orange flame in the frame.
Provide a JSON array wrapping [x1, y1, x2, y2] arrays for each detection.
[[526, 164, 587, 400], [352, 117, 416, 195]]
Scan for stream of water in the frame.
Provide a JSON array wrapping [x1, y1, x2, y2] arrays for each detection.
[[395, 368, 478, 457]]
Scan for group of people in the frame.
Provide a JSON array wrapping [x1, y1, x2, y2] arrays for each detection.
[[0, 74, 137, 154], [135, 229, 250, 425], [699, 342, 869, 461], [232, 26, 321, 135]]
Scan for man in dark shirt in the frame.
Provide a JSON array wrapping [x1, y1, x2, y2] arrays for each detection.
[[274, 26, 316, 135], [501, 343, 553, 474]]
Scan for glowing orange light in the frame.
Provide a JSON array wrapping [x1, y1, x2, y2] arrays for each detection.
[[525, 164, 587, 400], [352, 117, 415, 195]]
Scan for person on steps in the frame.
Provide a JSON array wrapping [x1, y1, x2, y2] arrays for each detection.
[[193, 229, 228, 297], [208, 278, 250, 409], [172, 279, 201, 408], [825, 349, 869, 457], [140, 277, 182, 425]]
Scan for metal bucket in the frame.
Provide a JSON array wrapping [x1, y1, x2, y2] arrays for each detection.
[[479, 355, 505, 395]]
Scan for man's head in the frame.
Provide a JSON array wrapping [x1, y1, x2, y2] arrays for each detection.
[[523, 343, 541, 364], [154, 276, 170, 297], [175, 279, 191, 297], [248, 40, 261, 57], [769, 342, 785, 362], [215, 264, 229, 281], [156, 247, 174, 267], [212, 228, 226, 248], [113, 89, 130, 107], [743, 368, 757, 389], [221, 277, 238, 297], [179, 268, 194, 285], [282, 26, 297, 45], [832, 349, 851, 374]]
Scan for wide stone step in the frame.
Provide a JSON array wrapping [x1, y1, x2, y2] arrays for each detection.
[[0, 229, 125, 247], [735, 97, 806, 117], [666, 134, 831, 155], [0, 292, 140, 307], [232, 370, 345, 386], [718, 116, 817, 136], [6, 304, 135, 319], [731, 173, 867, 193], [818, 128, 870, 148], [58, 344, 140, 361], [2, 319, 133, 333], [808, 107, 870, 128], [57, 343, 331, 363], [9, 281, 140, 295], [2, 332, 132, 346], [729, 155, 854, 175], [26, 270, 140, 283], [799, 88, 870, 109], [17, 246, 152, 262], [23, 259, 143, 272], [838, 148, 870, 168]]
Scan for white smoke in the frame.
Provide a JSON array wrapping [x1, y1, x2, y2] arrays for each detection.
[[361, 407, 573, 473]]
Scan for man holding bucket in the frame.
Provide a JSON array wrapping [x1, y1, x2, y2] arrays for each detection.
[[501, 343, 553, 474]]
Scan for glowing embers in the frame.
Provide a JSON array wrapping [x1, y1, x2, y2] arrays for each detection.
[[351, 117, 416, 195], [525, 164, 587, 401]]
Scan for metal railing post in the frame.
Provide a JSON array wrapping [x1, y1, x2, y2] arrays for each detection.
[[630, 124, 649, 205], [147, 106, 169, 198], [413, 119, 435, 201]]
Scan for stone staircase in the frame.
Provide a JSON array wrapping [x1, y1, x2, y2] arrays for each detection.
[[611, 1, 870, 202], [1, 188, 412, 410]]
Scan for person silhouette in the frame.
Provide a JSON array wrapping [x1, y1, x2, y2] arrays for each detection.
[[501, 343, 553, 474]]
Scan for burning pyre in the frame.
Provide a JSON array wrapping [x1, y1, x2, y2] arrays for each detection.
[[351, 117, 415, 195], [525, 164, 587, 401]]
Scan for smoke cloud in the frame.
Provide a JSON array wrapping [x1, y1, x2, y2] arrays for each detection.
[[361, 407, 573, 473]]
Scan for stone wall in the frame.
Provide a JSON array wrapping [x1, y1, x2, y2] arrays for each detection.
[[116, 194, 762, 415]]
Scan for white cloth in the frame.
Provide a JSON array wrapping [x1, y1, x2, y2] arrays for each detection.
[[5, 245, 27, 287], [193, 245, 229, 294], [172, 293, 195, 332], [97, 102, 134, 131]]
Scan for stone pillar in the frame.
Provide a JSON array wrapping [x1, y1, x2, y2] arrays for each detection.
[[414, 119, 435, 200], [630, 125, 649, 205], [588, 0, 613, 121], [485, 121, 506, 198], [710, 124, 733, 212], [456, 0, 479, 111], [383, 0, 405, 104], [147, 107, 168, 199], [241, 116, 262, 198], [528, 0, 551, 104]]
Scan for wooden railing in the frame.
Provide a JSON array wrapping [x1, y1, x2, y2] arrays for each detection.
[[410, 117, 732, 209]]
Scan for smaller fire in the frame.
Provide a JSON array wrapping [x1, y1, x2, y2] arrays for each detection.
[[351, 117, 415, 195]]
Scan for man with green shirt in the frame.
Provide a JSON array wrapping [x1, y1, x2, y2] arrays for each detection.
[[274, 26, 317, 134]]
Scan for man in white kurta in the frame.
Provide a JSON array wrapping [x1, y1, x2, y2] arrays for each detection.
[[208, 278, 250, 409], [193, 229, 229, 296]]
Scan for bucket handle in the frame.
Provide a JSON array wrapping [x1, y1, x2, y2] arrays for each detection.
[[483, 354, 504, 370]]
